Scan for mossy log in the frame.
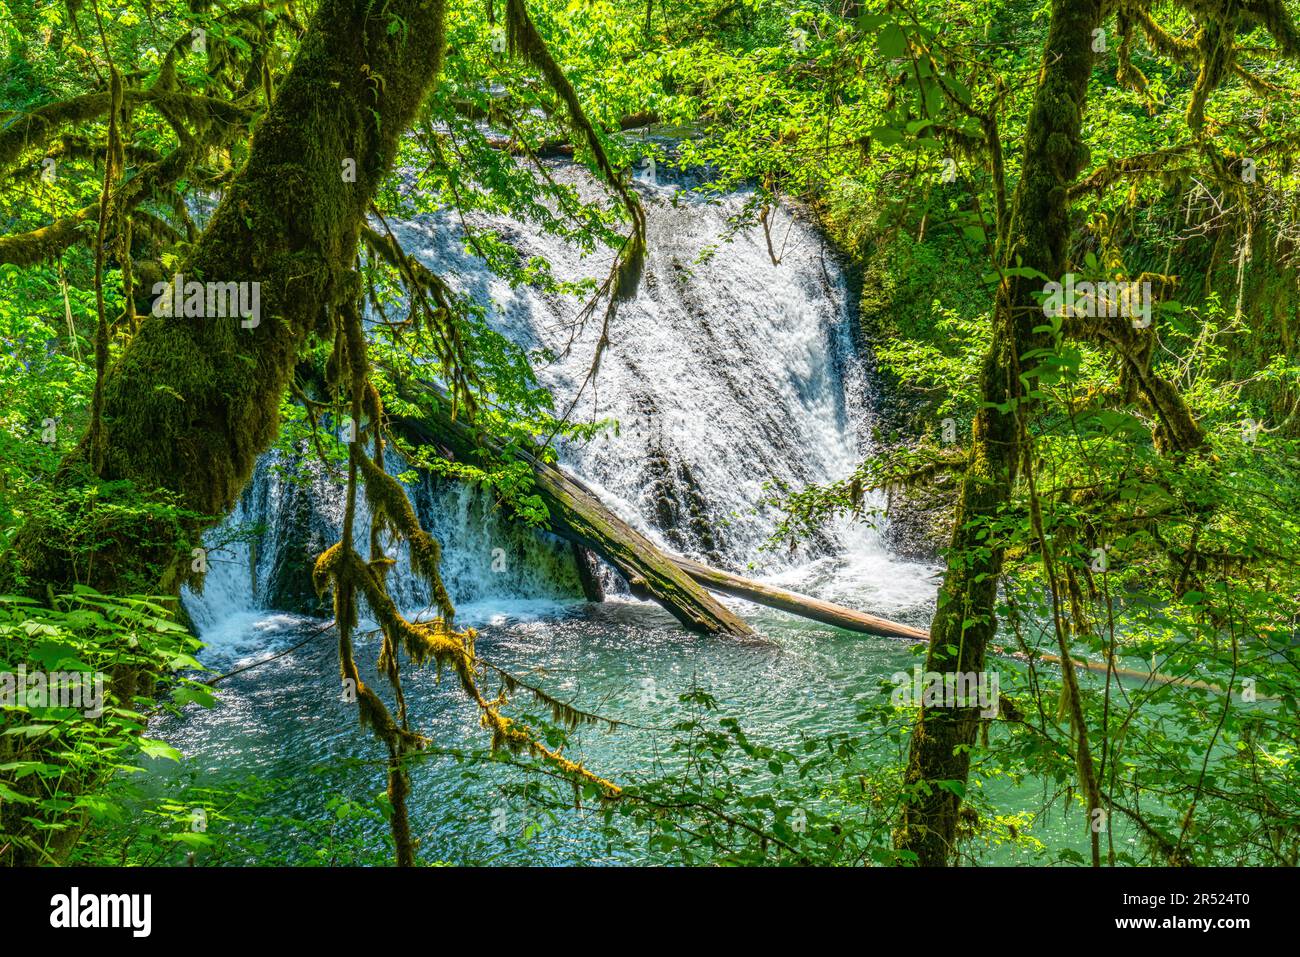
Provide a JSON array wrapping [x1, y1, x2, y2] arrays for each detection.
[[392, 384, 752, 637], [394, 377, 931, 641], [536, 460, 929, 642], [531, 461, 755, 637]]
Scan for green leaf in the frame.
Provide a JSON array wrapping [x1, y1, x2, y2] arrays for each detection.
[[878, 23, 908, 59], [138, 738, 183, 762]]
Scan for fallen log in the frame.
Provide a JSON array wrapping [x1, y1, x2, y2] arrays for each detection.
[[670, 556, 930, 641], [388, 377, 932, 641], [387, 378, 1247, 693], [532, 459, 755, 636], [390, 380, 754, 637], [455, 418, 929, 640]]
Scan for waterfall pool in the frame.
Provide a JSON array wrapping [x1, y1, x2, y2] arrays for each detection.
[[148, 558, 1107, 865]]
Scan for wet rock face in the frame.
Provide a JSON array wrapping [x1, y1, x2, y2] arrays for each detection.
[[615, 390, 727, 568], [641, 442, 727, 569], [222, 456, 334, 617], [881, 475, 955, 561], [262, 470, 333, 616]]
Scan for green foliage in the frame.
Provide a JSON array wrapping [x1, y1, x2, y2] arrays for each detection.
[[3, 0, 1300, 867], [0, 589, 211, 863]]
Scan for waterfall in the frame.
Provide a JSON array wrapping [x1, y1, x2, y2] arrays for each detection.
[[183, 161, 921, 639], [183, 445, 583, 649], [394, 165, 880, 566]]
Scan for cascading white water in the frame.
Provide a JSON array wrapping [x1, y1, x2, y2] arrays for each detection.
[[184, 161, 935, 639], [184, 445, 584, 653], [393, 167, 879, 563], [387, 162, 935, 613]]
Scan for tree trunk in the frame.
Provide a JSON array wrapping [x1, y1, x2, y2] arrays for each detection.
[[894, 0, 1104, 866], [5, 0, 449, 598], [1, 0, 451, 866], [671, 556, 928, 641]]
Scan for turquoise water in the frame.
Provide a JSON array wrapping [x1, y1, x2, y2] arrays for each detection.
[[144, 567, 1118, 866]]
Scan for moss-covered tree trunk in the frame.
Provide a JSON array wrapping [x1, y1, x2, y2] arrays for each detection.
[[894, 0, 1103, 866], [2, 0, 449, 865], [7, 0, 447, 598]]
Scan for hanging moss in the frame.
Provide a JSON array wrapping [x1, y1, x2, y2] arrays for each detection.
[[503, 0, 646, 302], [354, 450, 456, 621], [1187, 19, 1235, 135]]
